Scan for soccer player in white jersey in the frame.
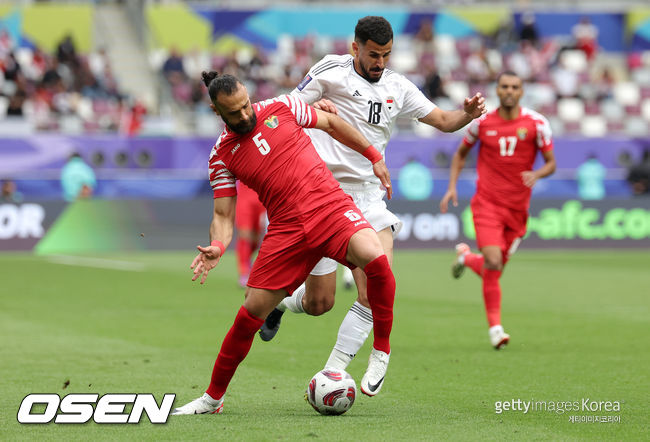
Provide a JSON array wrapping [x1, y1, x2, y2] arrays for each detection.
[[259, 16, 486, 396]]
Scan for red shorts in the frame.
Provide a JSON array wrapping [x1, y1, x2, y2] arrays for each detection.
[[247, 195, 372, 293], [470, 194, 528, 255], [235, 182, 266, 232]]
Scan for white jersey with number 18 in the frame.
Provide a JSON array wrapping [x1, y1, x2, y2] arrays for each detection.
[[291, 54, 436, 184]]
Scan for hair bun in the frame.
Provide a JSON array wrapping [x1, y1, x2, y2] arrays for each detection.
[[201, 71, 219, 87]]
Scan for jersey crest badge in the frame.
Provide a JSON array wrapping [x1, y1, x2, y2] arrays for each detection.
[[297, 74, 312, 91], [264, 115, 279, 129], [517, 127, 528, 140], [386, 96, 394, 111]]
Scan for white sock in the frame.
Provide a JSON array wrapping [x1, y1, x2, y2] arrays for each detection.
[[325, 348, 353, 371], [326, 301, 373, 369], [278, 282, 305, 313], [458, 254, 466, 265]]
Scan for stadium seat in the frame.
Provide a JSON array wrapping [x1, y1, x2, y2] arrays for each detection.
[[600, 99, 625, 122], [613, 82, 640, 107], [148, 48, 168, 71], [390, 39, 418, 73], [485, 96, 500, 113], [14, 48, 34, 77], [76, 98, 94, 122], [534, 69, 551, 84], [59, 115, 84, 134], [412, 119, 437, 137], [434, 35, 460, 71], [432, 96, 455, 112], [450, 69, 468, 82], [435, 35, 457, 56], [525, 83, 555, 108], [332, 39, 348, 56], [195, 112, 219, 136], [579, 83, 599, 103], [539, 102, 558, 117], [606, 120, 625, 133], [632, 68, 650, 87], [455, 38, 473, 58], [313, 35, 334, 56], [445, 81, 470, 105], [580, 115, 607, 137], [640, 86, 650, 99], [557, 98, 585, 122], [560, 50, 588, 72], [0, 96, 8, 118], [469, 84, 487, 98], [641, 99, 650, 121], [641, 50, 650, 67], [546, 116, 565, 135], [624, 117, 648, 136], [584, 100, 600, 115], [563, 121, 581, 134]]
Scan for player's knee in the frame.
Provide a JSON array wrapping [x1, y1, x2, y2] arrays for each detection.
[[303, 296, 334, 316], [484, 255, 503, 271]]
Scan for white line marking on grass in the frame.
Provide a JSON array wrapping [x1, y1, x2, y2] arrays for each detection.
[[46, 255, 147, 272]]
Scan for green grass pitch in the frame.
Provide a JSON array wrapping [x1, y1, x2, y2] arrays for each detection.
[[0, 250, 648, 440]]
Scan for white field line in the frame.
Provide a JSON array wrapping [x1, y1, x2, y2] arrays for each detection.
[[46, 255, 147, 272]]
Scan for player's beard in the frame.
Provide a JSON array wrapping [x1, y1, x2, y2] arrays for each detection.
[[228, 111, 257, 134], [500, 95, 518, 109], [359, 64, 383, 83]]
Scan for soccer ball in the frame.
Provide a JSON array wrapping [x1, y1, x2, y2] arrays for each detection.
[[305, 368, 356, 415]]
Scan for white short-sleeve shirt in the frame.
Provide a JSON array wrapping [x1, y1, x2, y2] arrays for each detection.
[[291, 54, 436, 184]]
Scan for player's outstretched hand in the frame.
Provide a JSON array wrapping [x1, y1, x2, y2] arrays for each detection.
[[521, 171, 538, 188], [463, 93, 487, 119], [313, 99, 338, 115], [373, 159, 392, 200], [439, 189, 458, 213], [190, 244, 223, 284]]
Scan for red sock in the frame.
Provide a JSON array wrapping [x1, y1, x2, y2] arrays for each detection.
[[206, 306, 264, 400], [236, 238, 254, 277], [364, 255, 395, 354], [482, 269, 502, 327], [464, 253, 484, 277]]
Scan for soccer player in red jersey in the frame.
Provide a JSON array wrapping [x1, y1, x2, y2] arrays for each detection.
[[234, 181, 266, 287], [440, 71, 556, 349], [172, 71, 396, 415]]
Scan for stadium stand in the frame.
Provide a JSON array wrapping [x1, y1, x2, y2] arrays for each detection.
[[145, 7, 650, 139], [1, 1, 649, 201]]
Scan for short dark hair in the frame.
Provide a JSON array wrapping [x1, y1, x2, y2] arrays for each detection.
[[355, 16, 393, 46], [201, 71, 242, 104], [496, 70, 520, 83]]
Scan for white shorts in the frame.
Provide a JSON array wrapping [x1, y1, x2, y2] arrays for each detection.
[[310, 182, 402, 276]]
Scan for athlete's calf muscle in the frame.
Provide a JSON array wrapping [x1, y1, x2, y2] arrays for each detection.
[[303, 273, 336, 315]]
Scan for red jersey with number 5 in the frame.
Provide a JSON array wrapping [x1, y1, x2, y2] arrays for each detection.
[[462, 107, 553, 211], [209, 94, 343, 221]]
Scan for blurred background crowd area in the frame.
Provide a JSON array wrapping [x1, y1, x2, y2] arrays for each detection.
[[1, 1, 650, 202], [153, 9, 650, 139], [1, 0, 650, 137]]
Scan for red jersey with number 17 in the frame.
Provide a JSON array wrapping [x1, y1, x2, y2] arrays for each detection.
[[462, 107, 553, 211], [209, 94, 343, 221]]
